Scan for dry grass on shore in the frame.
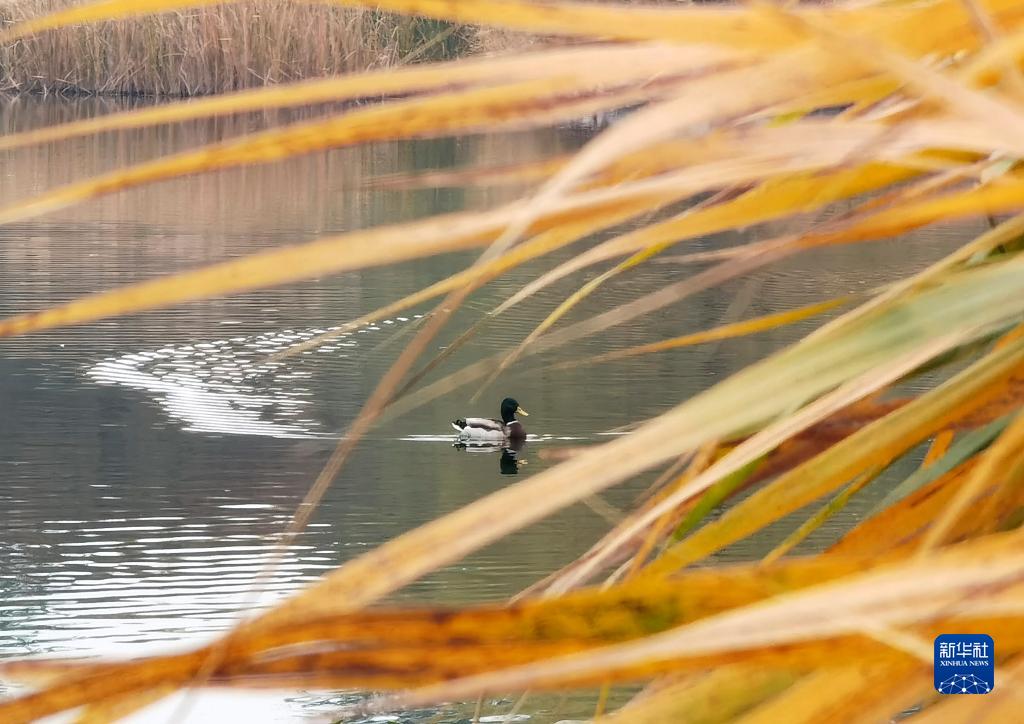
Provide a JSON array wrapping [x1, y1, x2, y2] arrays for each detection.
[[0, 0, 467, 95]]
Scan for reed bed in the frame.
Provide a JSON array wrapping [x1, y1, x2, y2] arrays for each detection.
[[0, 0, 466, 95], [3, 0, 1024, 722]]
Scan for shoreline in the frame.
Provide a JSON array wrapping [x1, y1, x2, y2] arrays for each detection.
[[0, 88, 634, 133], [0, 2, 471, 97]]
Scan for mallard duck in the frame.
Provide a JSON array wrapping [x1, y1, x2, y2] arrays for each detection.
[[451, 397, 528, 442]]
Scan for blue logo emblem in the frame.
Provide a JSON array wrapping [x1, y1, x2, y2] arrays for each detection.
[[934, 634, 994, 694]]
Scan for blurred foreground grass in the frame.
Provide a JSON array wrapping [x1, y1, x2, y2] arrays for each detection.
[[3, 0, 1024, 722]]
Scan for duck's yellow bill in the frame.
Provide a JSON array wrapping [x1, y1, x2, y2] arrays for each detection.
[[517, 406, 529, 416]]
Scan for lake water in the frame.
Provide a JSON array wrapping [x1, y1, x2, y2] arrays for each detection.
[[0, 96, 988, 722]]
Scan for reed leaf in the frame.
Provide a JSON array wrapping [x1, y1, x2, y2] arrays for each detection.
[[0, 77, 653, 226], [490, 164, 918, 318], [0, 44, 734, 152], [871, 415, 1012, 514], [244, 258, 1024, 631], [0, 542, 1015, 720], [644, 330, 1024, 577], [910, 656, 1024, 722], [0, 555, 893, 721], [8, 0, 1021, 57], [553, 296, 854, 370], [597, 667, 797, 724], [0, 0, 904, 49], [728, 661, 927, 724], [0, 188, 682, 338], [341, 532, 1024, 713]]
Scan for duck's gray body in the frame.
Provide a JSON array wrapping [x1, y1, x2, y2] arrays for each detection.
[[452, 397, 528, 443], [451, 417, 524, 442]]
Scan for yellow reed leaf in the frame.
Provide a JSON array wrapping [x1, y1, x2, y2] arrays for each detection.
[[0, 555, 880, 721], [0, 128, 933, 342], [558, 297, 853, 369], [923, 429, 956, 466], [0, 0, 890, 49], [909, 655, 1024, 723], [492, 163, 918, 317], [9, 0, 1017, 59], [346, 534, 1024, 709], [74, 686, 178, 724], [0, 78, 645, 226], [0, 44, 739, 153], [830, 460, 980, 557], [273, 194, 670, 360], [598, 667, 796, 724], [245, 260, 1024, 639], [643, 331, 1024, 576], [731, 660, 926, 724], [0, 190, 681, 339], [0, 0, 226, 40], [919, 408, 1024, 551]]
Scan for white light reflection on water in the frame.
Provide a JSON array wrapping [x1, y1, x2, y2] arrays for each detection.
[[86, 318, 422, 439]]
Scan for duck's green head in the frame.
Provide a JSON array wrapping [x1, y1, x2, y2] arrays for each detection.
[[500, 397, 528, 423]]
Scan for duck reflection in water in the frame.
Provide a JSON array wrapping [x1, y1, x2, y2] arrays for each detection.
[[454, 438, 526, 475]]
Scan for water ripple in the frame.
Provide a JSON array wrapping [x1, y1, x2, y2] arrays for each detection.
[[86, 317, 422, 439]]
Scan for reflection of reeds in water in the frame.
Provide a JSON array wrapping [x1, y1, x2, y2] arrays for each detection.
[[0, 96, 571, 253], [0, 1, 465, 95], [0, 92, 587, 240]]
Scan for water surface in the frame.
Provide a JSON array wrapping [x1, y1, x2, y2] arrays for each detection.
[[0, 96, 989, 721]]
